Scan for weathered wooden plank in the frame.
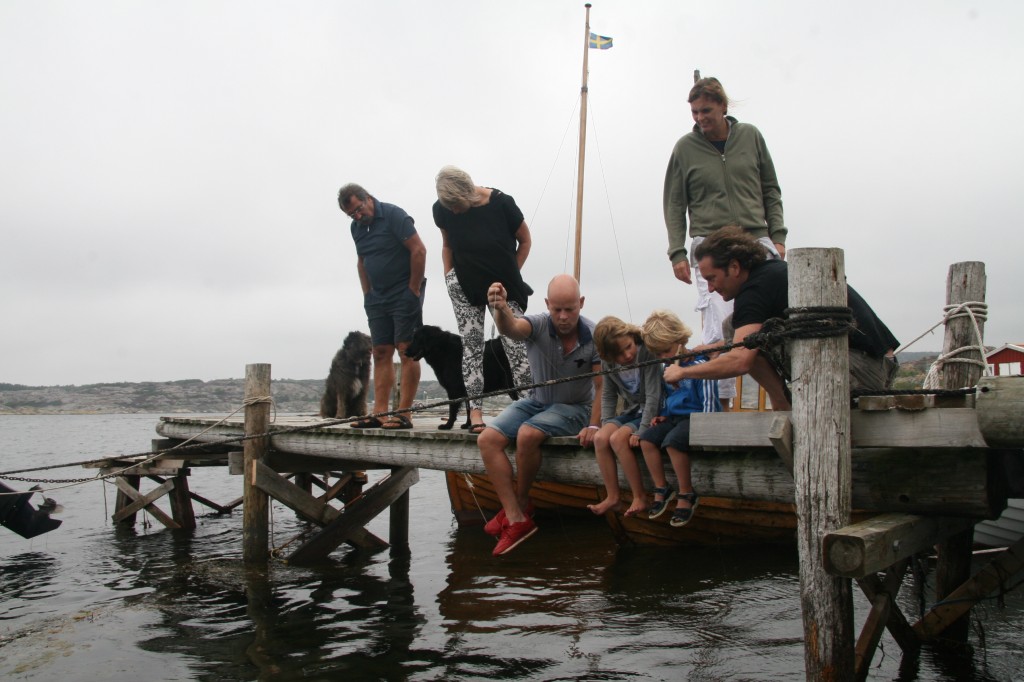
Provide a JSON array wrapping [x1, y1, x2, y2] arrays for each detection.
[[935, 261, 986, 642], [913, 535, 1024, 640], [147, 474, 235, 514], [856, 562, 919, 654], [155, 419, 1004, 516], [253, 459, 384, 550], [243, 363, 272, 564], [689, 409, 987, 450], [113, 473, 141, 527], [112, 478, 180, 529], [768, 414, 794, 474], [101, 465, 188, 477], [854, 593, 890, 682], [976, 375, 1024, 448], [315, 473, 354, 503], [168, 473, 196, 529], [252, 460, 340, 525], [287, 467, 418, 565], [789, 247, 854, 678], [823, 513, 975, 578]]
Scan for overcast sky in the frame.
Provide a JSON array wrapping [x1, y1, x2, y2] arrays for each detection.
[[2, 1, 1022, 386]]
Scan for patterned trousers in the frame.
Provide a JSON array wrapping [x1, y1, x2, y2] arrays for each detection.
[[445, 270, 532, 411]]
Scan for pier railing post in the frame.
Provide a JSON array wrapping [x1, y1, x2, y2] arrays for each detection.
[[789, 248, 855, 679], [935, 261, 987, 641], [243, 363, 272, 564]]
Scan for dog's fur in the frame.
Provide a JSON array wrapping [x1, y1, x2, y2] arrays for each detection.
[[404, 324, 522, 430], [320, 331, 373, 419]]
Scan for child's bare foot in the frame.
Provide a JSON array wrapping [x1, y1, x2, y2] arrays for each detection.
[[587, 498, 622, 515], [623, 500, 649, 517]]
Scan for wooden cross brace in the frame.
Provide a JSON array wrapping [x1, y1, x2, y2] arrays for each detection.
[[250, 460, 419, 565], [111, 476, 181, 529]]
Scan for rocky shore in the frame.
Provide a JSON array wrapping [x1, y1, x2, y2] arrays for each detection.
[[0, 353, 936, 416], [0, 378, 445, 415]]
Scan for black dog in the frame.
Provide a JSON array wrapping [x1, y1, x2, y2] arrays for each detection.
[[404, 325, 522, 430], [320, 331, 373, 419]]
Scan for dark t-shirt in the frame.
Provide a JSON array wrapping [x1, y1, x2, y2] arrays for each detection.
[[732, 260, 899, 357], [350, 198, 417, 298], [432, 189, 533, 309]]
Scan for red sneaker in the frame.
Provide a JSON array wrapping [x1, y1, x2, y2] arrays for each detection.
[[483, 503, 535, 537], [483, 508, 506, 536], [492, 517, 538, 556]]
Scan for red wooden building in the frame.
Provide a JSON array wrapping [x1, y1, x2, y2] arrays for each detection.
[[986, 343, 1024, 376]]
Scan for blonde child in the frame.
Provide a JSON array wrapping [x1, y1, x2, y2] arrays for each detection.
[[586, 317, 663, 517], [638, 310, 720, 527]]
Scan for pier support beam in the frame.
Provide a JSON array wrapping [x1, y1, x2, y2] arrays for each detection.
[[935, 262, 986, 642], [243, 363, 272, 564], [790, 247, 855, 679]]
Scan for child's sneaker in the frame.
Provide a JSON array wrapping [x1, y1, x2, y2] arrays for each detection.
[[669, 492, 700, 528]]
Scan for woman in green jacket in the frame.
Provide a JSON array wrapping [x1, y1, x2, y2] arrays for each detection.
[[662, 77, 787, 407]]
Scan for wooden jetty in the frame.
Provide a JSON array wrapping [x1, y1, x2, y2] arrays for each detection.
[[87, 254, 1024, 680]]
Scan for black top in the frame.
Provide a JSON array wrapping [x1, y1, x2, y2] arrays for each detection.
[[732, 260, 899, 357], [432, 188, 533, 309]]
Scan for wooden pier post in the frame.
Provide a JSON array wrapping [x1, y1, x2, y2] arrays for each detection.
[[789, 248, 855, 679], [389, 466, 411, 550], [934, 261, 987, 641], [113, 473, 141, 528], [243, 363, 272, 564]]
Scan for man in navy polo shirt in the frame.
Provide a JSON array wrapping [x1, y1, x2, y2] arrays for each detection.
[[479, 274, 602, 555], [338, 183, 427, 429]]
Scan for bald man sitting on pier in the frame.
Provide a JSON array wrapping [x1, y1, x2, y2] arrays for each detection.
[[665, 226, 899, 410], [478, 274, 602, 556]]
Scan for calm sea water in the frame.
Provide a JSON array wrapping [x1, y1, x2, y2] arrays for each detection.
[[1, 414, 1022, 681]]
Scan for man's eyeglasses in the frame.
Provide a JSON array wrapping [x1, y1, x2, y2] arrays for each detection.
[[343, 199, 367, 219]]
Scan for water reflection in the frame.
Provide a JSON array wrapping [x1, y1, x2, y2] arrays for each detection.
[[108, 514, 428, 680], [437, 524, 810, 680]]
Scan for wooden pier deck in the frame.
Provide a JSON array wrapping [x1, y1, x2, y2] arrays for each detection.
[[148, 404, 1007, 520]]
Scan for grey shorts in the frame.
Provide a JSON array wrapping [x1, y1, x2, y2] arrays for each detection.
[[487, 397, 591, 440]]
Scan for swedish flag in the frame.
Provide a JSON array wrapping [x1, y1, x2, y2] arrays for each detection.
[[588, 32, 613, 49]]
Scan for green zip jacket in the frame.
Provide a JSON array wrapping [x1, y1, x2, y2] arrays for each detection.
[[663, 117, 786, 264]]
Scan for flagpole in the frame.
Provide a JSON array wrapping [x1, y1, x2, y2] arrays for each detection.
[[573, 3, 591, 283]]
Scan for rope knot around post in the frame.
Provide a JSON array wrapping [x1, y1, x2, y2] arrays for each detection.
[[740, 306, 856, 353]]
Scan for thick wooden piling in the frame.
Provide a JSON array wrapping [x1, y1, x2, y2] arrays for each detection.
[[390, 466, 411, 549], [242, 363, 272, 564], [935, 262, 987, 641], [789, 247, 854, 679]]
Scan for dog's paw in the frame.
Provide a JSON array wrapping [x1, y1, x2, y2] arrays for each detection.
[[437, 423, 454, 431]]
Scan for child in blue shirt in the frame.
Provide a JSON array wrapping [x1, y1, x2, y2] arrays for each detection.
[[638, 310, 720, 527]]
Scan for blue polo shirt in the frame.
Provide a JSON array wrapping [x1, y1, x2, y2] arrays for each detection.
[[522, 313, 599, 405], [349, 197, 417, 299]]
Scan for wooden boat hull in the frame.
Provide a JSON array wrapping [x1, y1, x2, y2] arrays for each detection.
[[446, 472, 799, 546]]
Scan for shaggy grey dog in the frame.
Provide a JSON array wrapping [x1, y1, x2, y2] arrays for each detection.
[[319, 330, 372, 419]]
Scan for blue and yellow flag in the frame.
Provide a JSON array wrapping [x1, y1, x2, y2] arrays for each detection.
[[588, 32, 613, 49]]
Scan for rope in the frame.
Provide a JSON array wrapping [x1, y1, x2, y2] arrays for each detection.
[[0, 398, 277, 491], [460, 471, 490, 524], [921, 301, 991, 389]]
